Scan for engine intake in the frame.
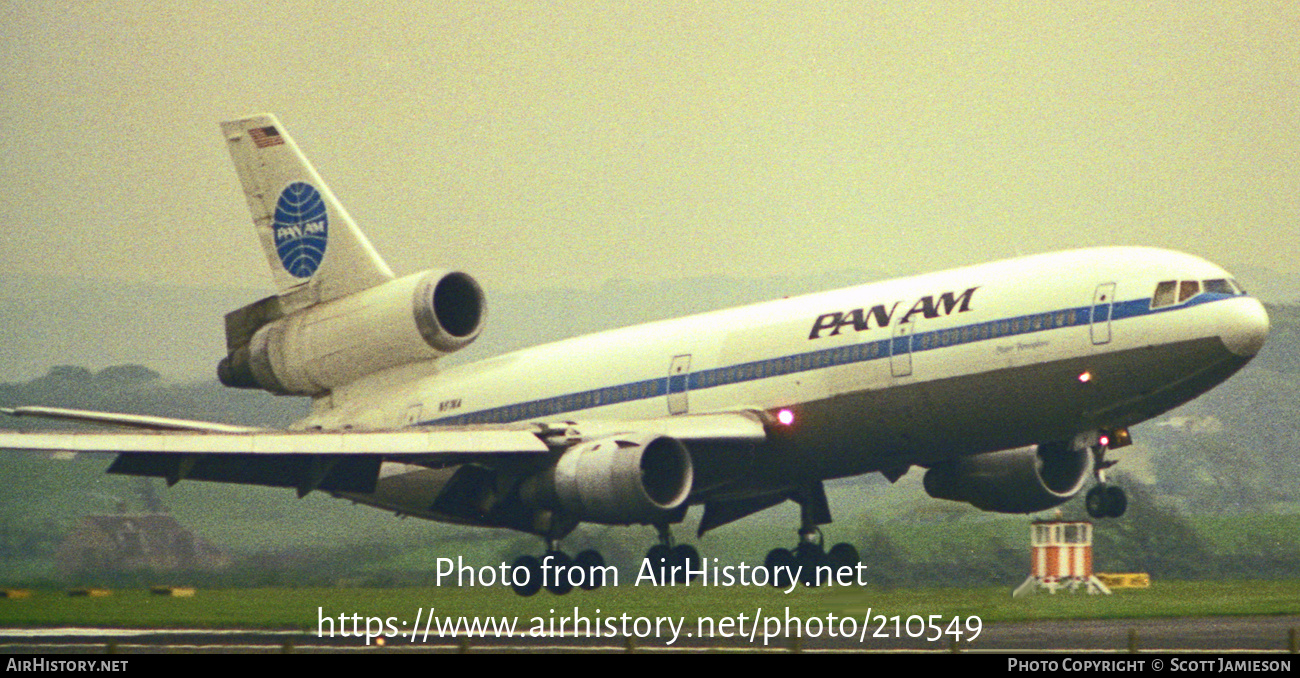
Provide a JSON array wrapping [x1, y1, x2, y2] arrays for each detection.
[[922, 442, 1093, 513], [520, 434, 694, 525], [219, 270, 485, 395]]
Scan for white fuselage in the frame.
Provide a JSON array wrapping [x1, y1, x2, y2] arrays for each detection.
[[313, 247, 1269, 523]]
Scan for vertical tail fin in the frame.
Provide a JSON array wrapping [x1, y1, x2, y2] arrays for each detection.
[[220, 114, 394, 304]]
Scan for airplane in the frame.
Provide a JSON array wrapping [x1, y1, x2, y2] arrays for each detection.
[[0, 114, 1270, 595]]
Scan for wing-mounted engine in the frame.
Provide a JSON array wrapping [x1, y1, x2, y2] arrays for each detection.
[[922, 441, 1093, 513], [519, 434, 694, 525], [218, 270, 485, 396]]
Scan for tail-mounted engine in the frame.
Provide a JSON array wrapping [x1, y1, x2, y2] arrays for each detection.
[[922, 441, 1093, 513], [218, 270, 485, 396], [519, 434, 694, 525]]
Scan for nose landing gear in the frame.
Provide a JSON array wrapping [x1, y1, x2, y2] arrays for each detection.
[[1084, 438, 1127, 519]]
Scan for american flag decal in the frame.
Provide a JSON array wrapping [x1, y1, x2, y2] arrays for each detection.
[[249, 126, 284, 148]]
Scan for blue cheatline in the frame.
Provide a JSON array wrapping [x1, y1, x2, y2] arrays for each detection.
[[424, 292, 1242, 427]]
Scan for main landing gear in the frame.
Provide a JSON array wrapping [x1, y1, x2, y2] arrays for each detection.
[[765, 530, 860, 588], [645, 524, 700, 585], [765, 483, 860, 587], [1084, 439, 1127, 519], [509, 525, 702, 596], [510, 541, 608, 597]]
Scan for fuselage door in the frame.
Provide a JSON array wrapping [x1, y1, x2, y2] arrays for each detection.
[[890, 319, 914, 377], [1091, 283, 1116, 345], [667, 354, 692, 415]]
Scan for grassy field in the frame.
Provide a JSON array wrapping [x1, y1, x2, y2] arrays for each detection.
[[1, 580, 1297, 630]]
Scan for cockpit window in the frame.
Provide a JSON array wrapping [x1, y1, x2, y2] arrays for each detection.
[[1152, 281, 1177, 308], [1203, 279, 1233, 295], [1153, 278, 1246, 309]]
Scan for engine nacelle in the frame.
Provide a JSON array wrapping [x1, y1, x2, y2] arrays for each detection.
[[922, 442, 1093, 513], [218, 270, 485, 395], [520, 434, 694, 525]]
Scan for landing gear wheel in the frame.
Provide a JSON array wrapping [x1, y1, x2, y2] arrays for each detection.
[[671, 544, 701, 584], [827, 542, 860, 571], [646, 543, 672, 567], [765, 548, 795, 589], [794, 542, 825, 586], [574, 549, 605, 591], [1104, 485, 1128, 518], [544, 550, 574, 595], [645, 543, 672, 585], [511, 555, 542, 597], [1085, 486, 1107, 518], [1086, 484, 1129, 518]]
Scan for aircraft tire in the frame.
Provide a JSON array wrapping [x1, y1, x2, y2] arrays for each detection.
[[512, 555, 543, 597], [671, 544, 701, 583], [574, 549, 606, 591], [544, 550, 575, 595], [646, 544, 672, 585], [765, 548, 795, 589], [1085, 485, 1108, 518], [1104, 485, 1128, 518], [1086, 484, 1128, 518], [827, 542, 860, 571], [794, 542, 825, 587]]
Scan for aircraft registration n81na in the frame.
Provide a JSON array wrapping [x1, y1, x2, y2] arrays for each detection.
[[0, 114, 1270, 595]]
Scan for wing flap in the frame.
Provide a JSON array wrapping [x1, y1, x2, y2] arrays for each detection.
[[106, 452, 382, 494]]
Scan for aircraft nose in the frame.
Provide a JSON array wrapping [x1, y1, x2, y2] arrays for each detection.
[[1221, 297, 1269, 357]]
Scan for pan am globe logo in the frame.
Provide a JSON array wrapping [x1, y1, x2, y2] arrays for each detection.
[[273, 182, 329, 278]]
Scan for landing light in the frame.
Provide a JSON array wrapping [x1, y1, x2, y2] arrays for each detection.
[[777, 409, 795, 426], [1078, 371, 1092, 383]]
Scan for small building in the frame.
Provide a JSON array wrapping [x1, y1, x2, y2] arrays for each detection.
[[1012, 517, 1111, 596], [54, 513, 229, 576]]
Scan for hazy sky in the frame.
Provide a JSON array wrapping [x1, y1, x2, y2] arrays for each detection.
[[1, 2, 1297, 294]]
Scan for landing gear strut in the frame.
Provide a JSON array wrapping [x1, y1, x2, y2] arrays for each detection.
[[764, 483, 860, 587], [645, 524, 700, 584], [1085, 439, 1127, 519]]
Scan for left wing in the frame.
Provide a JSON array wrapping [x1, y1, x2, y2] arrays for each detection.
[[0, 410, 769, 499]]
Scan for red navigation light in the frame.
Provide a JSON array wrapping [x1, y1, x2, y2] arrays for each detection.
[[1099, 435, 1110, 447], [1078, 371, 1092, 383], [777, 409, 795, 426]]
